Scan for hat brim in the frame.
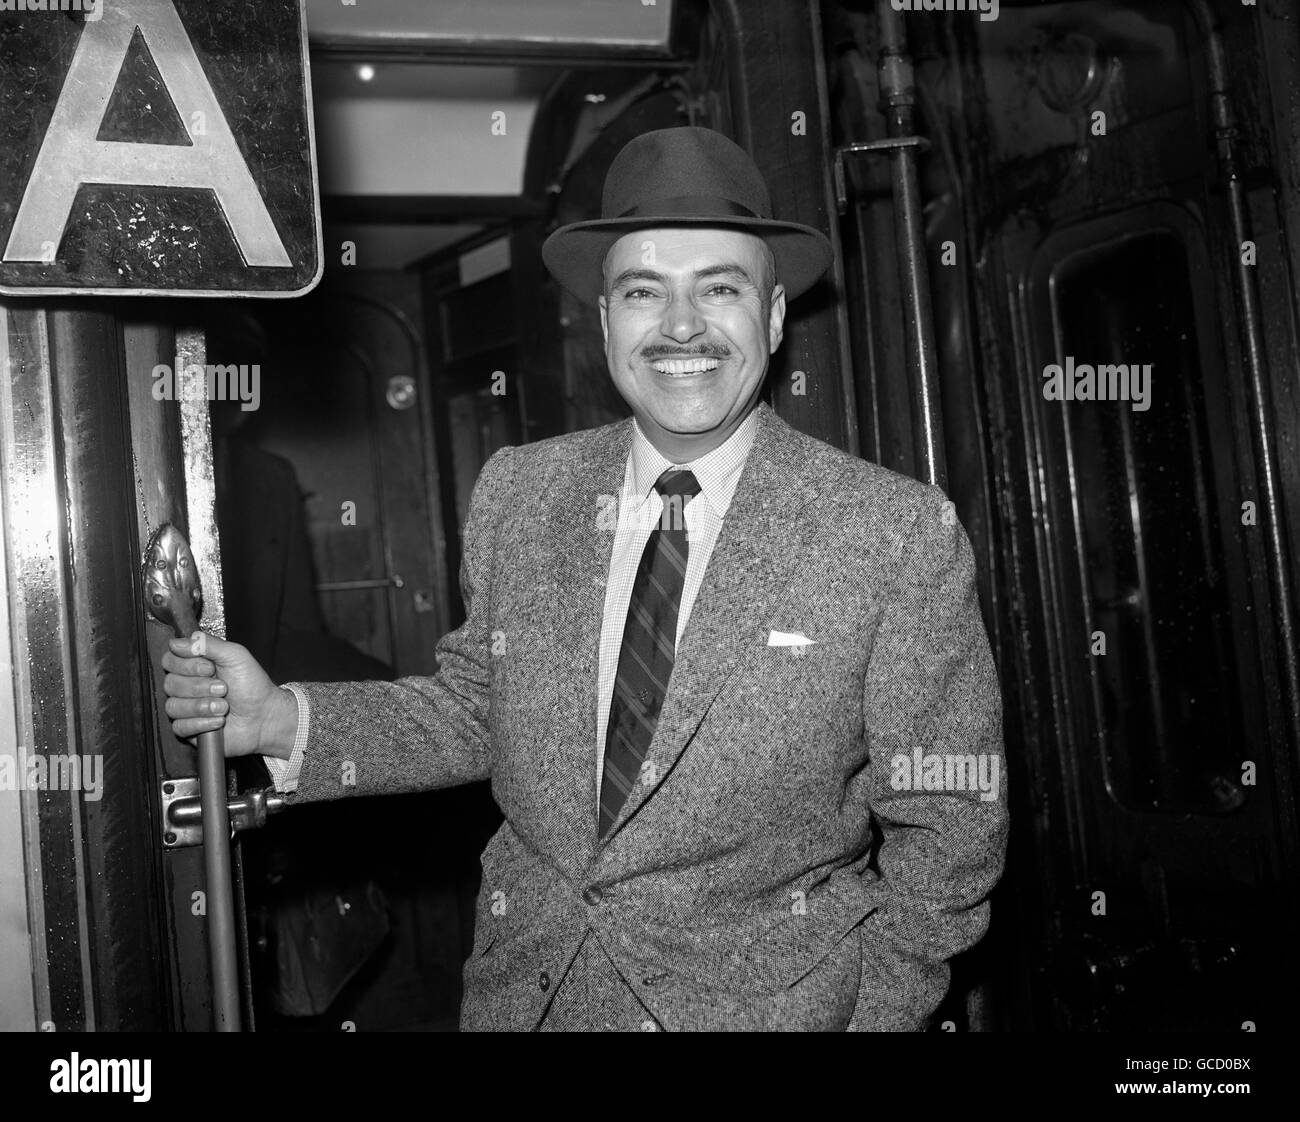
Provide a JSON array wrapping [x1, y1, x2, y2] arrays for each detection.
[[541, 216, 833, 305]]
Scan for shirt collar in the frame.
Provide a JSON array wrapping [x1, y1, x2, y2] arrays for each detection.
[[626, 405, 760, 518]]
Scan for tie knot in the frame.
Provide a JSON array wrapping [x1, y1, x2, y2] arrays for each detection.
[[654, 469, 701, 504]]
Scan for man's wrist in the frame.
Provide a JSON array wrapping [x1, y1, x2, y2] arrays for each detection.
[[261, 686, 299, 760]]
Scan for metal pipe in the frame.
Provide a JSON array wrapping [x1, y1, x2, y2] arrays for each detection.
[[1185, 0, 1300, 760], [144, 525, 241, 1032], [877, 0, 947, 488]]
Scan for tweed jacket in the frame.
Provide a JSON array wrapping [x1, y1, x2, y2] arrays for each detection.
[[288, 400, 1008, 1031]]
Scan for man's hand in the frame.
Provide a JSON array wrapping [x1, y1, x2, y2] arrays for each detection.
[[161, 633, 298, 760]]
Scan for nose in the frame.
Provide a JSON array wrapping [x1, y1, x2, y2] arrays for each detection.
[[658, 289, 706, 344]]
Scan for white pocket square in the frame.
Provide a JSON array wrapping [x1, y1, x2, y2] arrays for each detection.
[[766, 630, 817, 647]]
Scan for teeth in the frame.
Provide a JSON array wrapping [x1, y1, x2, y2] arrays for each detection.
[[650, 358, 721, 375]]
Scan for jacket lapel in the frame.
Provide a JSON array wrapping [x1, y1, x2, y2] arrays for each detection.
[[596, 402, 822, 847], [521, 416, 633, 874]]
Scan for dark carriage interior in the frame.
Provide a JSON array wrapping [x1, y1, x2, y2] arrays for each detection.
[[1, 0, 1297, 1037]]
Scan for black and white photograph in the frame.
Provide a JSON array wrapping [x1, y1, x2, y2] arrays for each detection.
[[0, 0, 1291, 1099]]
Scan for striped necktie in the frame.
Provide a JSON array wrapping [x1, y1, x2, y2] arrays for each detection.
[[599, 468, 702, 838]]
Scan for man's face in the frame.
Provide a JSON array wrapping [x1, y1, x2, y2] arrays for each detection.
[[598, 227, 786, 461]]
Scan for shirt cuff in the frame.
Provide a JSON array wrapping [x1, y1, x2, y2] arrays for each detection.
[[263, 683, 309, 794]]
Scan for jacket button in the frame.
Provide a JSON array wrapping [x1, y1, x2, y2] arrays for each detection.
[[539, 971, 550, 991], [582, 886, 603, 905]]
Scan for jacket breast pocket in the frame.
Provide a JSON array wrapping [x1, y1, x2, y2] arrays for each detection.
[[723, 620, 877, 750], [744, 592, 880, 682]]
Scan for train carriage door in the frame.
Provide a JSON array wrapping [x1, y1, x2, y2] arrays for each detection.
[[0, 303, 254, 1031], [1012, 205, 1297, 1030], [826, 0, 1300, 1029], [0, 0, 321, 1030], [982, 0, 1300, 1032], [830, 0, 1300, 1030]]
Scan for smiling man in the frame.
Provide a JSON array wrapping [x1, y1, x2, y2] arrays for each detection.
[[162, 127, 1007, 1032], [599, 227, 781, 460]]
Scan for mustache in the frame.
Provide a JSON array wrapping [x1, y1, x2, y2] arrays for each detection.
[[640, 344, 731, 359]]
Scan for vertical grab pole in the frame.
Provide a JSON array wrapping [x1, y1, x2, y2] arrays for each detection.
[[877, 0, 948, 489], [144, 524, 241, 1031], [1186, 0, 1300, 770]]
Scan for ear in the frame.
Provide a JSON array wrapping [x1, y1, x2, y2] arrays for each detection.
[[598, 295, 609, 345], [768, 284, 787, 353]]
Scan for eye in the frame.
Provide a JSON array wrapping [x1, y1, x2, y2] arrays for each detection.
[[703, 283, 739, 297], [623, 287, 659, 301]]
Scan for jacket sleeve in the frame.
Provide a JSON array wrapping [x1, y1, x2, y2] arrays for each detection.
[[850, 490, 1008, 1031], [282, 445, 518, 804]]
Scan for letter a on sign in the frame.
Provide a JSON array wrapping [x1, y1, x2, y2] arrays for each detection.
[[0, 0, 321, 295]]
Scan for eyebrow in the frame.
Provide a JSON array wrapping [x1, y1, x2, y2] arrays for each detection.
[[608, 263, 757, 291]]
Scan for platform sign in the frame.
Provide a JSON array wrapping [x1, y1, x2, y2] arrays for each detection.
[[0, 0, 322, 296]]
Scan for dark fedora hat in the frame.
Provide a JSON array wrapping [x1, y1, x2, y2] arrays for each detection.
[[541, 127, 833, 305]]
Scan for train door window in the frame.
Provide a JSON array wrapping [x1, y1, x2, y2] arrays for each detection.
[[1035, 217, 1258, 816]]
